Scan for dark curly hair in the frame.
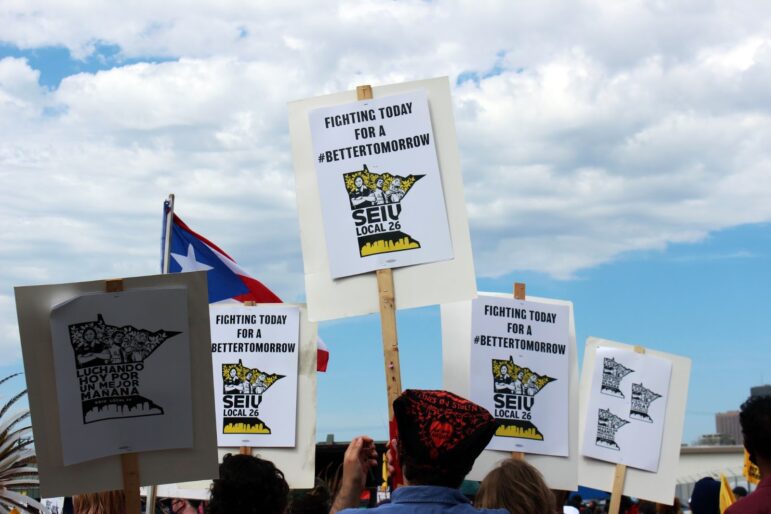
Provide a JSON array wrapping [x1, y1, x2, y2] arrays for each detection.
[[740, 394, 771, 465], [208, 454, 289, 514]]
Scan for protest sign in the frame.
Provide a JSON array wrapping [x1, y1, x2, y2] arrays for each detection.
[[210, 304, 300, 447], [470, 295, 570, 457], [50, 287, 193, 465], [578, 337, 691, 505], [308, 90, 453, 279], [441, 291, 579, 491], [15, 271, 218, 497], [289, 77, 476, 321], [148, 304, 317, 491], [581, 347, 672, 472]]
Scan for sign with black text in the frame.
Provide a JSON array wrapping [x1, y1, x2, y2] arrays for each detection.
[[470, 295, 570, 456], [50, 287, 194, 465], [309, 90, 453, 278], [210, 305, 300, 447]]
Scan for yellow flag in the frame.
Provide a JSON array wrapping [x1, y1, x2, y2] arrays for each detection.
[[719, 474, 736, 514], [743, 449, 761, 485]]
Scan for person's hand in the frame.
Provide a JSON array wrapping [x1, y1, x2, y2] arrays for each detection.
[[330, 436, 378, 514], [385, 438, 398, 476]]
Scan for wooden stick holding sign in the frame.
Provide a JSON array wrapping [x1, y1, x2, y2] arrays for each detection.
[[607, 345, 647, 514], [509, 282, 527, 461], [105, 279, 142, 514], [357, 84, 404, 487]]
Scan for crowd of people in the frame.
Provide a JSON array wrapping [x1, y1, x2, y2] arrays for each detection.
[[69, 390, 770, 514]]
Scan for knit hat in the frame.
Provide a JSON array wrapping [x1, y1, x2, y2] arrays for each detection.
[[689, 477, 720, 514], [393, 389, 497, 472]]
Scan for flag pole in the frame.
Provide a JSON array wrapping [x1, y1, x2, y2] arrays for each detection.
[[162, 194, 175, 273], [148, 193, 174, 514]]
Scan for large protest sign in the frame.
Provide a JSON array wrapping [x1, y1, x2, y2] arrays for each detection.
[[581, 347, 672, 472], [210, 304, 300, 447], [15, 272, 218, 497], [441, 292, 579, 491], [289, 77, 476, 321], [50, 287, 193, 465], [578, 337, 691, 504], [470, 295, 570, 457], [308, 90, 453, 278]]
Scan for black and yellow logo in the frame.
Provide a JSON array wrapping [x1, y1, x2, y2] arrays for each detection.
[[221, 359, 283, 434], [343, 164, 424, 257], [491, 356, 556, 440]]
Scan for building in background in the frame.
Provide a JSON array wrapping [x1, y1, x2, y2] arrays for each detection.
[[716, 411, 742, 445], [750, 384, 771, 398]]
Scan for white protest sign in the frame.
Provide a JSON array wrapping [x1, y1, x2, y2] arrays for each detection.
[[470, 295, 570, 457], [210, 304, 300, 447], [289, 77, 476, 321], [578, 337, 691, 504], [15, 272, 218, 498], [148, 304, 318, 491], [309, 90, 453, 279], [442, 292, 579, 491], [581, 347, 672, 472], [50, 287, 193, 465]]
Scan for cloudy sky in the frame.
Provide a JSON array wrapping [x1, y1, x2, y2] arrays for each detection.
[[1, 1, 770, 446]]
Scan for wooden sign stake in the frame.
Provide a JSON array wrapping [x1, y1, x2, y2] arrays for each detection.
[[357, 83, 404, 486], [106, 279, 142, 514], [510, 282, 527, 461], [608, 345, 646, 514]]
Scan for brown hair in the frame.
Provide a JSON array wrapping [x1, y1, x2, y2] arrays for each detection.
[[475, 459, 555, 514], [73, 491, 126, 514]]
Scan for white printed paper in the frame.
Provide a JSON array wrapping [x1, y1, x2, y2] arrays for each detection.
[[210, 305, 300, 447], [309, 90, 453, 278], [470, 296, 570, 456], [581, 347, 672, 472], [50, 287, 193, 465]]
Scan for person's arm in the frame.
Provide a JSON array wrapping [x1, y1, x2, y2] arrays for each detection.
[[330, 436, 378, 514]]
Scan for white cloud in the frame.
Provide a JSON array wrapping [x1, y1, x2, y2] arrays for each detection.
[[0, 2, 770, 358]]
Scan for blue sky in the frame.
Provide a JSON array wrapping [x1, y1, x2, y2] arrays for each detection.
[[316, 221, 771, 443], [1, 1, 770, 456]]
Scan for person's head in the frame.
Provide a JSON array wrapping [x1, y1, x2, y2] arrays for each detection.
[[393, 389, 497, 488], [209, 454, 289, 514], [111, 332, 124, 345], [376, 178, 384, 187], [246, 371, 252, 381], [354, 176, 363, 188], [568, 495, 582, 509], [391, 178, 401, 189], [73, 491, 125, 514], [259, 373, 266, 381], [475, 459, 554, 514], [740, 394, 771, 470], [517, 371, 524, 380], [83, 328, 96, 343], [229, 368, 237, 379], [500, 365, 508, 375], [732, 486, 747, 499], [136, 332, 147, 344], [689, 477, 720, 514]]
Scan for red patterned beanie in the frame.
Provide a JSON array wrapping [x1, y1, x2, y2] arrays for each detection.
[[393, 389, 497, 473]]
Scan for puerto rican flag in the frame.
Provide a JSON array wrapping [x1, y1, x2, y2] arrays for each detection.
[[162, 201, 329, 371]]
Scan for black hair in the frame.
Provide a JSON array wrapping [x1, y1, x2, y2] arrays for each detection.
[[399, 452, 468, 488], [208, 454, 289, 514], [740, 394, 771, 464]]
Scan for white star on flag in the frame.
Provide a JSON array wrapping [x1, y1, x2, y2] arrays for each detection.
[[171, 244, 214, 272]]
